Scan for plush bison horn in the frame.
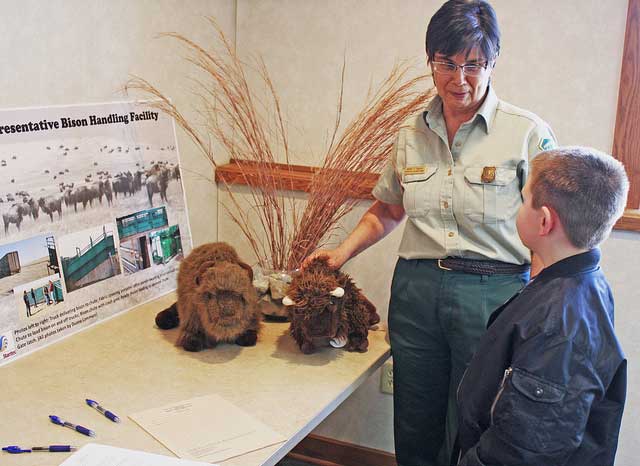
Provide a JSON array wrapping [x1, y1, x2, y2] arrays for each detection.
[[330, 334, 348, 348], [330, 287, 345, 298], [282, 296, 295, 306]]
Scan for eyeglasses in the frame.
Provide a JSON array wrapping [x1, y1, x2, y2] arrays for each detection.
[[431, 61, 490, 77]]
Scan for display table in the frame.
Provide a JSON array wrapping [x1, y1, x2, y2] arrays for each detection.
[[1, 292, 391, 466]]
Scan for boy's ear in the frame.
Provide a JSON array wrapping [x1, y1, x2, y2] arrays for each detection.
[[539, 205, 558, 236]]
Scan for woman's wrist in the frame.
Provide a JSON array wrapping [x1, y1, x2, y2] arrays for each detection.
[[333, 245, 352, 267]]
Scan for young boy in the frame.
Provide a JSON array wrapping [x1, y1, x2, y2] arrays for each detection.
[[456, 147, 629, 466]]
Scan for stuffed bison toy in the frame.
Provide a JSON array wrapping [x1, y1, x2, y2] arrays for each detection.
[[282, 257, 380, 354], [155, 242, 261, 352]]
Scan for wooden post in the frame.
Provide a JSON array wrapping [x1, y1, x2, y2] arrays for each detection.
[[613, 0, 640, 209]]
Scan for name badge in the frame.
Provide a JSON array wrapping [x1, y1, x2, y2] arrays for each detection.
[[481, 166, 496, 183], [404, 165, 427, 176]]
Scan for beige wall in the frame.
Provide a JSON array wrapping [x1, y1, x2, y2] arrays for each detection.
[[0, 0, 235, 246], [229, 1, 638, 464], [5, 1, 637, 464], [236, 0, 626, 161]]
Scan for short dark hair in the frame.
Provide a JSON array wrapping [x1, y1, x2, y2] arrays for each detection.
[[530, 147, 629, 249], [426, 0, 500, 63]]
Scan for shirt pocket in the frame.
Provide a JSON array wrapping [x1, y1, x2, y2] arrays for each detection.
[[463, 166, 520, 223], [400, 165, 438, 217]]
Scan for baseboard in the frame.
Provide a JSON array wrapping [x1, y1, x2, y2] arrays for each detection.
[[287, 434, 397, 466]]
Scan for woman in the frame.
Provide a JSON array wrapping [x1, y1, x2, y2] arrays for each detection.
[[304, 1, 556, 465]]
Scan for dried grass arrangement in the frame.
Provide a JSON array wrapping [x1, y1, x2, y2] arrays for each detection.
[[126, 18, 436, 272]]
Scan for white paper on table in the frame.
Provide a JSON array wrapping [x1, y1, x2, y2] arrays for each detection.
[[129, 394, 287, 463], [58, 443, 215, 466]]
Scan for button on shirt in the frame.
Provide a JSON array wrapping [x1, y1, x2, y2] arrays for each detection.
[[372, 87, 556, 265]]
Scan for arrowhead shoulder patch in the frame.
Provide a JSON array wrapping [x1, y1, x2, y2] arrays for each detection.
[[538, 137, 555, 151]]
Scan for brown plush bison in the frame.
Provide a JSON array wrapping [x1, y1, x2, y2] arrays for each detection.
[[155, 242, 261, 352], [283, 257, 380, 354]]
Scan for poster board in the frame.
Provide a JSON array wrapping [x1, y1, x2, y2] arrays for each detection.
[[0, 101, 192, 366]]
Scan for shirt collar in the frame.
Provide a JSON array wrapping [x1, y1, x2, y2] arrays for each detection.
[[423, 95, 443, 130], [422, 85, 499, 134], [475, 85, 498, 133], [534, 248, 602, 282]]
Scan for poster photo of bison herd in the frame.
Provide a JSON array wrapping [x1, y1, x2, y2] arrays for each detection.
[[0, 137, 186, 240], [0, 134, 190, 327]]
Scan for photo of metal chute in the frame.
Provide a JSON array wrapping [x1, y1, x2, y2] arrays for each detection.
[[58, 224, 121, 293]]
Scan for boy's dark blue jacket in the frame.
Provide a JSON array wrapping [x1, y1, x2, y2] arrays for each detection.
[[457, 249, 626, 466]]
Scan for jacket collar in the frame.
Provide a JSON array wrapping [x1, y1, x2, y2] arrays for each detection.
[[534, 248, 601, 282], [488, 249, 602, 328]]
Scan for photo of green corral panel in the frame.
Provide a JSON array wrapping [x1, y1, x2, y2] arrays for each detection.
[[61, 228, 121, 292], [27, 286, 44, 305], [150, 225, 182, 265], [117, 207, 168, 239], [51, 281, 63, 302]]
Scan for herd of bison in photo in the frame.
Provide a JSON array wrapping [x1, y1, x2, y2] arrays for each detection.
[[1, 144, 182, 235]]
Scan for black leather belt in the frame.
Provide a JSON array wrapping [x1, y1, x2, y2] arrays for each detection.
[[437, 258, 529, 275]]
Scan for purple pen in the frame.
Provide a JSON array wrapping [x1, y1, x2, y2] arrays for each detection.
[[49, 415, 95, 437], [3, 445, 77, 454], [86, 399, 121, 423]]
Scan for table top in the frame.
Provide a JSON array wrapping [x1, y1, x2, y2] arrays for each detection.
[[1, 292, 390, 466]]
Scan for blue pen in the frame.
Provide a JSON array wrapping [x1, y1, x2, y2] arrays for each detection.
[[3, 445, 77, 454], [86, 399, 121, 423], [49, 415, 95, 437]]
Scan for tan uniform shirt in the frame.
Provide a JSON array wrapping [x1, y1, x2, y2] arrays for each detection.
[[372, 87, 556, 265]]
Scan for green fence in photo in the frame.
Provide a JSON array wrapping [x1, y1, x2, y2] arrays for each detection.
[[24, 287, 44, 306], [117, 207, 168, 239], [62, 233, 116, 283], [151, 225, 182, 265], [52, 282, 63, 302], [24, 280, 63, 306]]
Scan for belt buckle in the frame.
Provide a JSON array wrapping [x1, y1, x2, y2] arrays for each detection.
[[437, 259, 452, 271]]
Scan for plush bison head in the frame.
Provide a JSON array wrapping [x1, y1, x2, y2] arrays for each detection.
[[284, 281, 344, 338], [157, 242, 261, 352], [193, 262, 258, 340], [283, 256, 379, 354], [283, 258, 348, 347]]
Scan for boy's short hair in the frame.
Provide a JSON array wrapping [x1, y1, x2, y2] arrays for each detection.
[[529, 146, 629, 249]]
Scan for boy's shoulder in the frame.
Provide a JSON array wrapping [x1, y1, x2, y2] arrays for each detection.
[[511, 267, 618, 354]]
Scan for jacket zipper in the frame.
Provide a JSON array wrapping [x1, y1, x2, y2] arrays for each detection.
[[490, 367, 513, 424]]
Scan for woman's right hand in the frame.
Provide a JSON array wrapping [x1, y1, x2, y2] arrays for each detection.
[[302, 248, 349, 270]]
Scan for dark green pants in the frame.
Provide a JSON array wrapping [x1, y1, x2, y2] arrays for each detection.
[[389, 258, 528, 466]]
